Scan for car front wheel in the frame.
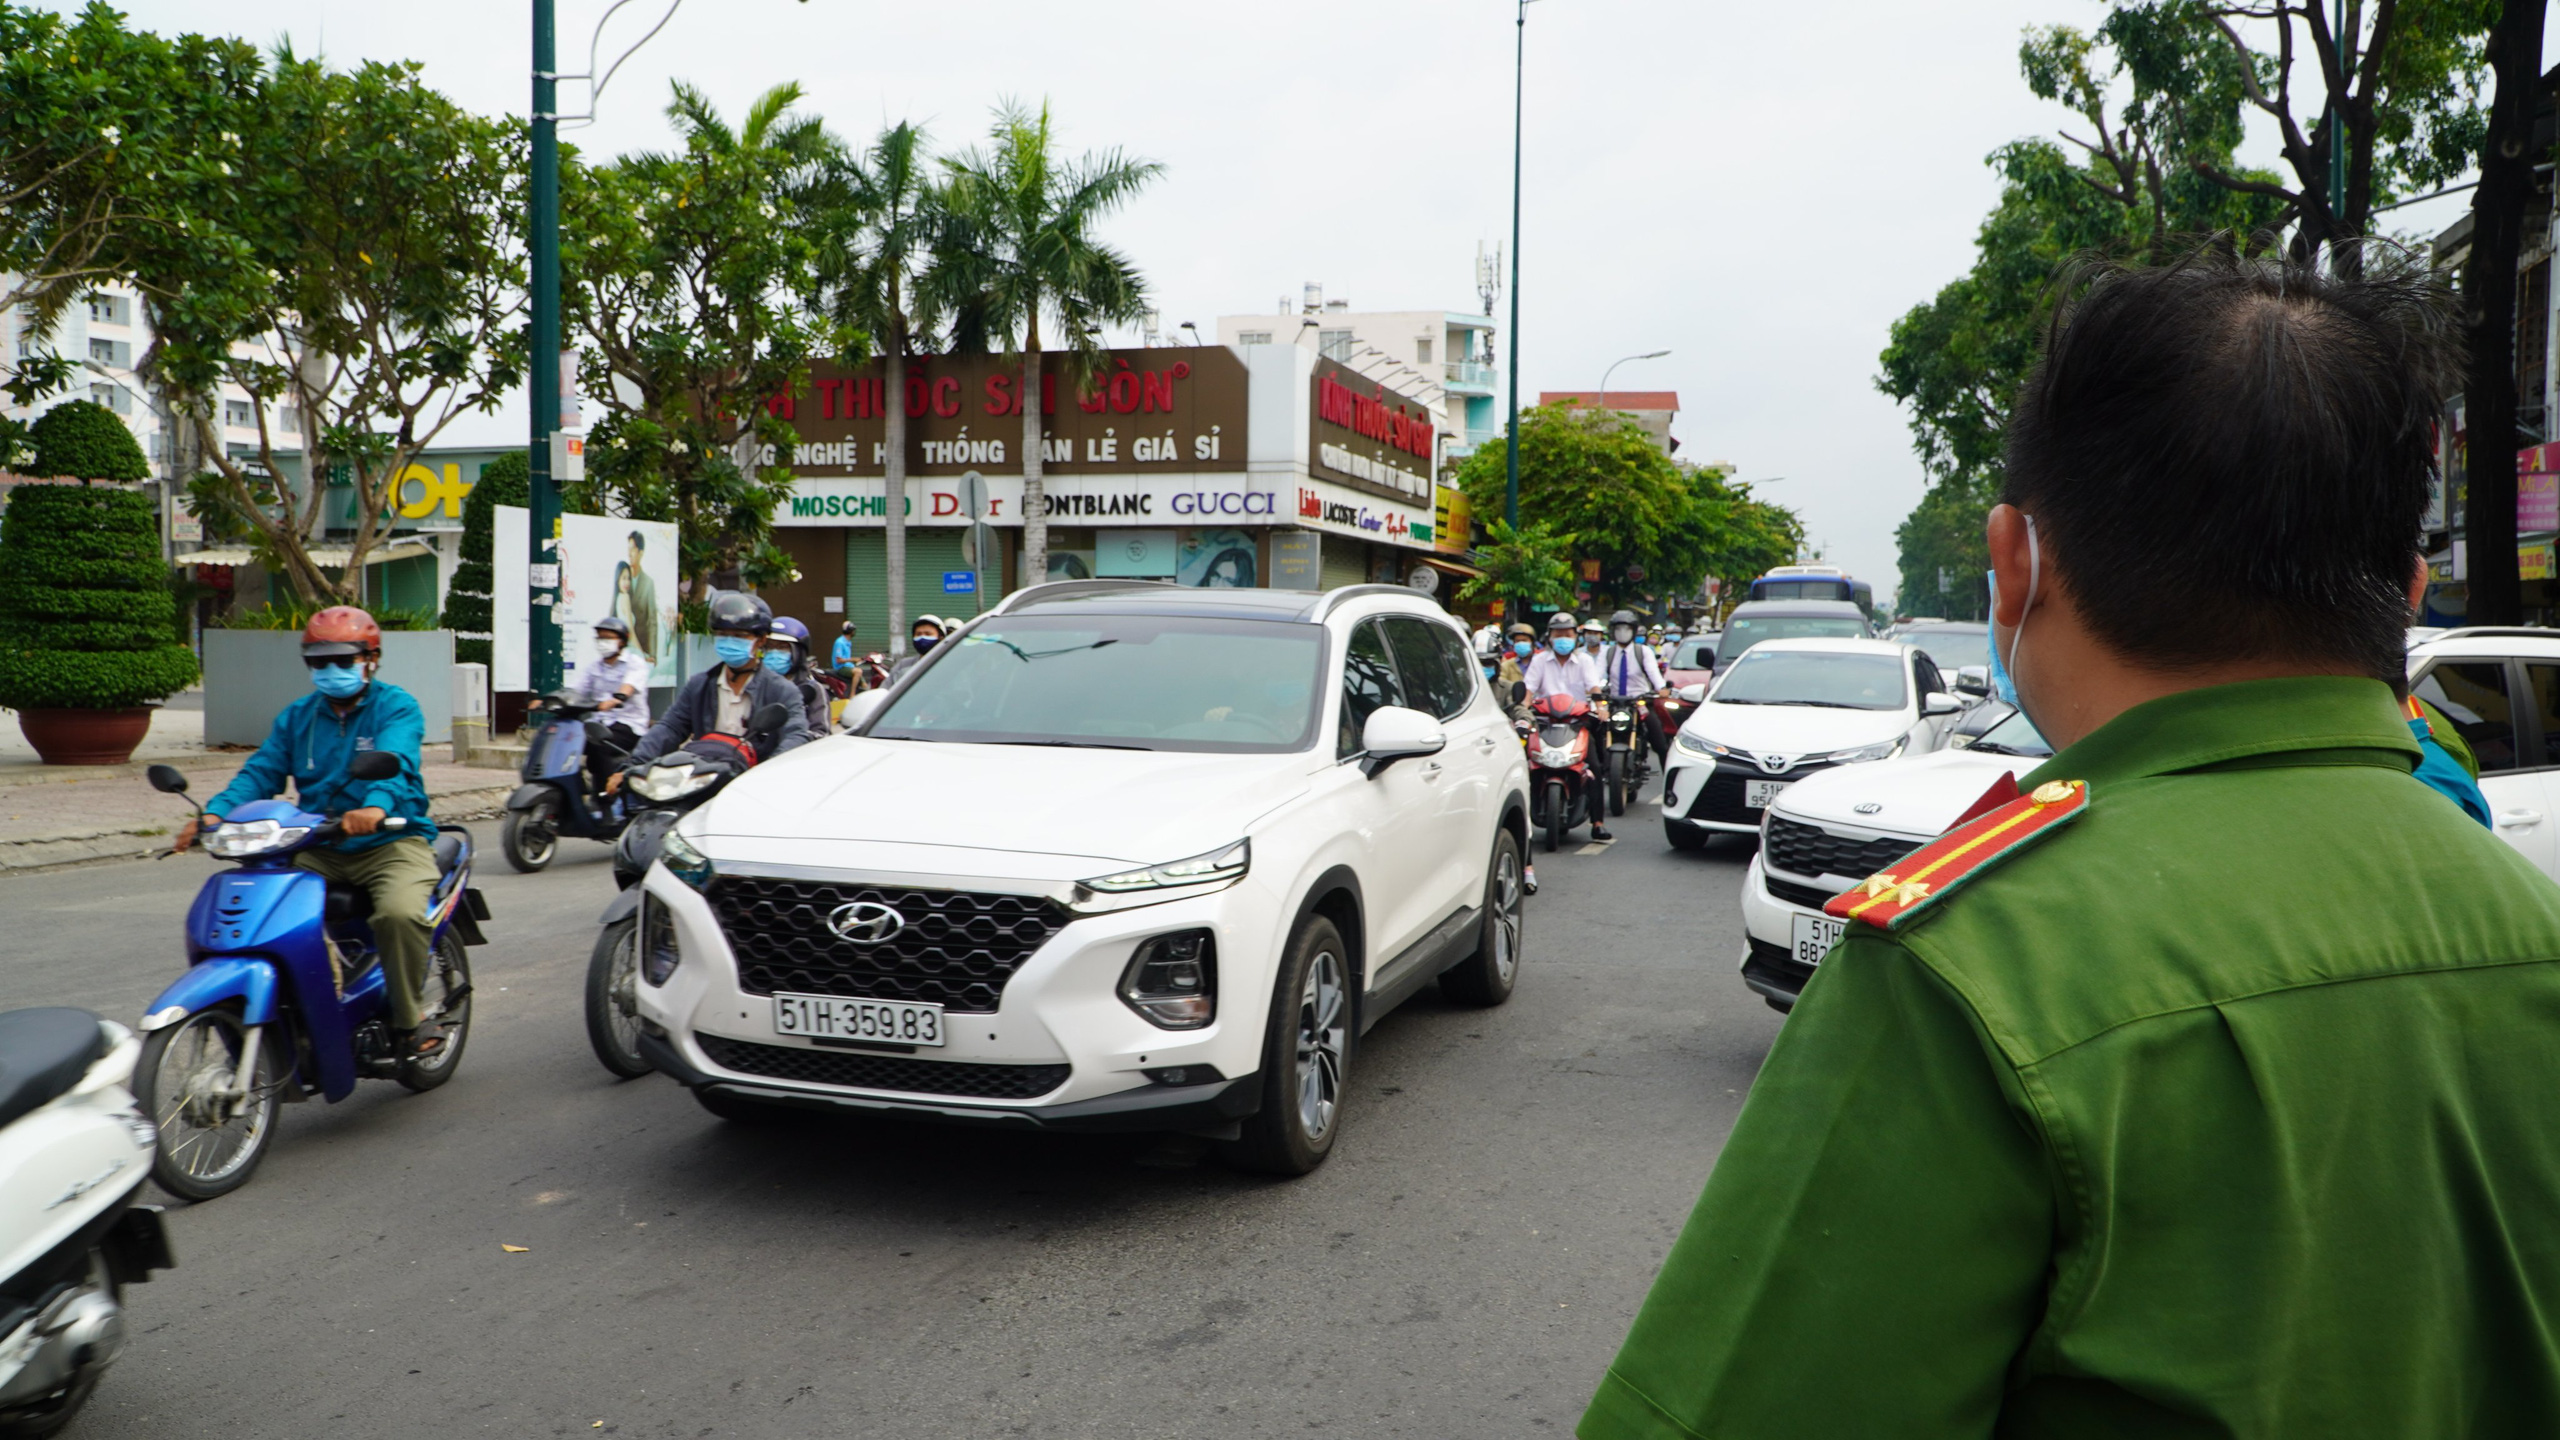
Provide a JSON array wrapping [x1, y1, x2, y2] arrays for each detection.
[[1223, 914, 1351, 1177]]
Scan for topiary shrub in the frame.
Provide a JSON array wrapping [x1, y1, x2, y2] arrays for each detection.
[[447, 451, 528, 671], [27, 399, 148, 483], [0, 485, 198, 709]]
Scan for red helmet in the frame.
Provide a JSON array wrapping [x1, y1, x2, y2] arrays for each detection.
[[302, 605, 382, 660]]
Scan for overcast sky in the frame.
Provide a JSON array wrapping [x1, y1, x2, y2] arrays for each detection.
[[85, 0, 2511, 607]]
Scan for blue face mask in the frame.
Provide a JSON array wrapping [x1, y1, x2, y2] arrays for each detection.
[[1512, 640, 1532, 660], [714, 636, 757, 669], [311, 662, 366, 699], [913, 634, 938, 653], [1552, 636, 1576, 657], [761, 649, 792, 676], [1482, 663, 1498, 679]]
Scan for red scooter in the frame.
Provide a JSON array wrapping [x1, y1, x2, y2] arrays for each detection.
[[1525, 692, 1602, 852]]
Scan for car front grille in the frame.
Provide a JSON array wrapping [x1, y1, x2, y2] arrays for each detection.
[[1689, 761, 1834, 825], [1763, 816, 1919, 883], [707, 876, 1067, 1013], [1763, 874, 1840, 911], [697, 1033, 1070, 1100]]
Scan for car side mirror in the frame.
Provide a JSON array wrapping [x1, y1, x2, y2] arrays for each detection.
[[1358, 705, 1446, 779], [841, 690, 890, 731], [347, 750, 402, 782], [1677, 683, 1707, 704], [1954, 665, 1989, 696], [146, 763, 189, 794], [1923, 691, 1963, 717]]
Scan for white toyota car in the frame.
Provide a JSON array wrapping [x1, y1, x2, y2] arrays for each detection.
[[1737, 707, 2051, 1010], [1661, 637, 1968, 850], [629, 581, 1530, 1175]]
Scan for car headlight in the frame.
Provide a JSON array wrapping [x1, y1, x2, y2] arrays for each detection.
[[1083, 839, 1249, 895], [658, 827, 715, 890], [1674, 732, 1737, 761], [630, 761, 714, 802], [1119, 929, 1216, 1029], [1823, 739, 1905, 765], [204, 819, 312, 858]]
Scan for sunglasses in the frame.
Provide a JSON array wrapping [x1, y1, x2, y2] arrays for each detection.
[[302, 655, 364, 671]]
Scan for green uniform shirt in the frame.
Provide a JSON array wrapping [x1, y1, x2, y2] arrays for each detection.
[[1585, 677, 2560, 1439]]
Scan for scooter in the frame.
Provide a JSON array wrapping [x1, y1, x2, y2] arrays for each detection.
[[135, 755, 487, 1201], [1526, 692, 1602, 853], [500, 690, 632, 873], [0, 1008, 171, 1436], [584, 705, 789, 1079], [1601, 696, 1648, 817]]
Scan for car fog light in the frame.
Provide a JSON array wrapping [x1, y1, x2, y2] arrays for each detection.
[[1120, 929, 1216, 1029], [641, 897, 682, 985], [1144, 1064, 1227, 1086]]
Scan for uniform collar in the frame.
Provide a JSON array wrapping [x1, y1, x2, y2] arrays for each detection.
[[2024, 675, 2420, 790]]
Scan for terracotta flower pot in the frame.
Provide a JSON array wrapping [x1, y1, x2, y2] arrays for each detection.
[[17, 706, 156, 766]]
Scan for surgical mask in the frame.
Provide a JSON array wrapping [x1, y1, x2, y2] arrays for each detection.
[[762, 649, 793, 676], [597, 639, 622, 659], [714, 636, 757, 669], [1553, 636, 1576, 657], [913, 634, 939, 653], [1483, 662, 1498, 679], [311, 662, 367, 700], [1512, 640, 1533, 659], [1995, 514, 2040, 710], [1614, 627, 1634, 644]]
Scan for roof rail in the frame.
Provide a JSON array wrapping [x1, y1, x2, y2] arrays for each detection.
[[2420, 625, 2558, 643], [1310, 583, 1429, 620], [987, 579, 1177, 616]]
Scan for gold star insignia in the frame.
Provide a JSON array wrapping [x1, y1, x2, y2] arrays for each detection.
[[1855, 873, 1900, 899], [2031, 781, 2077, 806], [1888, 879, 1934, 906]]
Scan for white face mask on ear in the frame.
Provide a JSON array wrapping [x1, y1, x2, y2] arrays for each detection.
[[1999, 514, 2041, 711]]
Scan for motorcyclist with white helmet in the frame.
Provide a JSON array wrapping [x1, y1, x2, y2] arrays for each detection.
[[1522, 611, 1614, 840], [1601, 608, 1668, 769]]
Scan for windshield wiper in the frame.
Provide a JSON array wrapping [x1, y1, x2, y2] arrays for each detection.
[[1774, 700, 1881, 710], [981, 637, 1122, 663], [986, 738, 1152, 751]]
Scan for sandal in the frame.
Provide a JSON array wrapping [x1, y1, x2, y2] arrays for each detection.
[[404, 1020, 454, 1059]]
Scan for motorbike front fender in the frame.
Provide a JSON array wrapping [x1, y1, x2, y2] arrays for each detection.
[[505, 783, 558, 812], [140, 955, 280, 1030], [598, 887, 641, 926]]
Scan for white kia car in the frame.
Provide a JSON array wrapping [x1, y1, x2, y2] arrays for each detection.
[[1661, 637, 1967, 850], [628, 581, 1531, 1175], [2407, 628, 2560, 883], [1738, 707, 2052, 1010]]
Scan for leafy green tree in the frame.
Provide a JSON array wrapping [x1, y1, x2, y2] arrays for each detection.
[[566, 82, 854, 600], [1457, 519, 1578, 611], [811, 121, 938, 655], [933, 101, 1161, 587], [139, 50, 524, 606], [27, 398, 145, 482]]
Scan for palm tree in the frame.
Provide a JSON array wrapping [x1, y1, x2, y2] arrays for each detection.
[[931, 101, 1160, 587], [814, 121, 939, 655]]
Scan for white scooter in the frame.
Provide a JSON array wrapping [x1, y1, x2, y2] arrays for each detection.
[[0, 1008, 172, 1437]]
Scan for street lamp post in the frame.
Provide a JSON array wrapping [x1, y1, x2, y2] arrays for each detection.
[[530, 0, 563, 695], [1597, 349, 1669, 407], [1504, 0, 1537, 531]]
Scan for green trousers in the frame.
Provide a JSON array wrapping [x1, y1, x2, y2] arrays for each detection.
[[298, 837, 441, 1031]]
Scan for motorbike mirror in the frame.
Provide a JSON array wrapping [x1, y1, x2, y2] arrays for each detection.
[[145, 763, 189, 794], [1509, 680, 1528, 705], [748, 702, 791, 734], [346, 750, 402, 782], [841, 690, 891, 732]]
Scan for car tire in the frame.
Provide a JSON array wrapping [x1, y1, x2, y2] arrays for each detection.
[[1222, 914, 1352, 1177], [1440, 829, 1524, 1007], [1665, 820, 1709, 852]]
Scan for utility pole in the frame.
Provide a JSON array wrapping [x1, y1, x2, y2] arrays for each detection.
[[528, 0, 564, 694], [2328, 0, 2346, 235], [1505, 0, 1532, 531]]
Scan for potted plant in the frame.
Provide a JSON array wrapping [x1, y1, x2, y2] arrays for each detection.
[[0, 400, 200, 764]]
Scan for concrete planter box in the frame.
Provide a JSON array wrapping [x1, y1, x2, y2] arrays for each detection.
[[203, 629, 455, 746]]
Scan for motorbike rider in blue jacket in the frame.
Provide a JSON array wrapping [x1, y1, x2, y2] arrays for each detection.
[[173, 606, 450, 1058]]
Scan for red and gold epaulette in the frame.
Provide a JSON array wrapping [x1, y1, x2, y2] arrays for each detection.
[[1823, 779, 2090, 931]]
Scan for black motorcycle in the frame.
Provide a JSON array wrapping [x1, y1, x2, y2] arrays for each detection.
[[1602, 696, 1649, 817], [499, 691, 632, 873], [583, 704, 789, 1079]]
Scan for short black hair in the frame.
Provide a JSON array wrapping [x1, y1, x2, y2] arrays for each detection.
[[2003, 245, 2458, 685], [628, 530, 645, 552]]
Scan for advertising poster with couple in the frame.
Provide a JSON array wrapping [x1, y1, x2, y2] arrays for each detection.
[[492, 506, 680, 692]]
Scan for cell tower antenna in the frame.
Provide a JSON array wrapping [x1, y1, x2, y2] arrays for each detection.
[[1476, 241, 1501, 317]]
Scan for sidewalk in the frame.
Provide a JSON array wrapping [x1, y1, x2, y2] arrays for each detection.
[[0, 695, 517, 872]]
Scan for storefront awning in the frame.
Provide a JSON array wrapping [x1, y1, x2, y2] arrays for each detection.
[[177, 539, 434, 568]]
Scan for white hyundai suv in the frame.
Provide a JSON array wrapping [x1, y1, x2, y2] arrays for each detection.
[[2406, 627, 2560, 882], [629, 582, 1530, 1175]]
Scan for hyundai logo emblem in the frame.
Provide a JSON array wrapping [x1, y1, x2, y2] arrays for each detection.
[[1854, 802, 1884, 815], [826, 900, 906, 945], [1757, 754, 1791, 774]]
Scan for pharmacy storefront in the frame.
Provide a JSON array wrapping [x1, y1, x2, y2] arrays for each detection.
[[758, 346, 1462, 643]]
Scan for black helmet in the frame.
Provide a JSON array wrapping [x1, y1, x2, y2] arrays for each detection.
[[709, 592, 773, 636], [594, 616, 632, 640], [1609, 609, 1640, 627]]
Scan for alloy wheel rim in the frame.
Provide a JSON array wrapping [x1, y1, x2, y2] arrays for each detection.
[[154, 1014, 267, 1182], [1296, 949, 1347, 1142], [1493, 850, 1522, 984]]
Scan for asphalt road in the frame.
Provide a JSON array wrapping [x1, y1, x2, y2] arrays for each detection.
[[6, 787, 1783, 1439]]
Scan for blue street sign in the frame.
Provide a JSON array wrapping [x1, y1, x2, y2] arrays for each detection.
[[943, 571, 976, 594]]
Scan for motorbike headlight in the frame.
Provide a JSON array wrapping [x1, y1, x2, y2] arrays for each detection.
[[658, 827, 715, 891], [1824, 738, 1905, 765], [1674, 732, 1734, 762], [1082, 840, 1250, 897], [630, 761, 702, 802], [204, 819, 312, 858]]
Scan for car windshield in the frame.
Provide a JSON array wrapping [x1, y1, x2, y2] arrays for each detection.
[[1967, 709, 2053, 757], [1710, 651, 1907, 711], [1903, 626, 1988, 670], [867, 615, 1324, 752], [1671, 637, 1718, 669], [1717, 614, 1868, 666]]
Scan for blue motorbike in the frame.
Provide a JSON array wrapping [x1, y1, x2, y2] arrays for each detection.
[[500, 690, 632, 873], [133, 755, 486, 1201]]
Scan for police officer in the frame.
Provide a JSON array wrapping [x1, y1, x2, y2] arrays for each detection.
[[1585, 252, 2560, 1436]]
